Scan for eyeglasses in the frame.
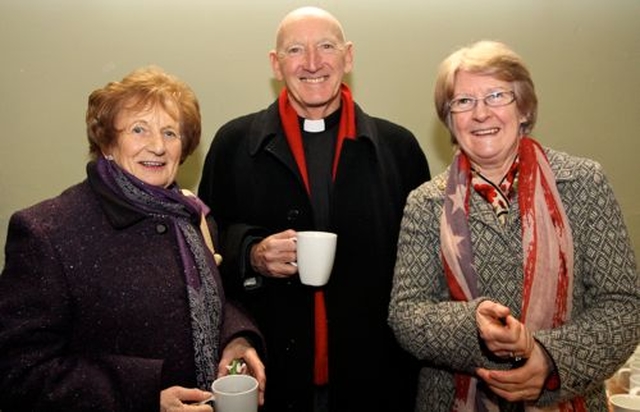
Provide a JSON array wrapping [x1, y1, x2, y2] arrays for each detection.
[[448, 90, 516, 113], [277, 41, 345, 59]]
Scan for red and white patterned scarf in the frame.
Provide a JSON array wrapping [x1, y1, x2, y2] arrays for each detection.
[[472, 158, 519, 225], [441, 137, 585, 411], [278, 83, 356, 386]]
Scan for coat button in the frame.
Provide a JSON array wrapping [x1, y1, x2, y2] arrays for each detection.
[[286, 209, 300, 222], [155, 223, 168, 234]]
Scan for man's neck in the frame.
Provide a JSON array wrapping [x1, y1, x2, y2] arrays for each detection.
[[290, 97, 341, 120]]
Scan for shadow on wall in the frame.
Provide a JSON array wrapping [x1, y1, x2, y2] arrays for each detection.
[[430, 121, 455, 169], [176, 147, 205, 191]]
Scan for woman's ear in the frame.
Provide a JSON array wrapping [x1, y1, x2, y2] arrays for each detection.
[[519, 119, 530, 135]]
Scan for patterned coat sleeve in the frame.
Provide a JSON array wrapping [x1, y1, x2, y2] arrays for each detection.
[[388, 173, 495, 374], [534, 153, 640, 405]]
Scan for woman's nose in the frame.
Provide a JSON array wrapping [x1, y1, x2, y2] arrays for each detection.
[[146, 131, 167, 154], [472, 99, 491, 120]]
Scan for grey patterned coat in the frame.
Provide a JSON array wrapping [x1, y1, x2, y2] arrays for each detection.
[[388, 147, 640, 411]]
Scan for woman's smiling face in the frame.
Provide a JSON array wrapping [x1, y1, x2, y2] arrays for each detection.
[[106, 103, 183, 188], [450, 70, 526, 175]]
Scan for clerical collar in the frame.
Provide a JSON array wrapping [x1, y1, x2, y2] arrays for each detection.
[[303, 119, 325, 133], [299, 108, 342, 134]]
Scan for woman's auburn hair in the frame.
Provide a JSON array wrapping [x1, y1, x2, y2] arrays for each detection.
[[86, 66, 201, 163]]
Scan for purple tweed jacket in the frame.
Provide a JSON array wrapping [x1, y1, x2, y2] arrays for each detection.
[[0, 163, 263, 412]]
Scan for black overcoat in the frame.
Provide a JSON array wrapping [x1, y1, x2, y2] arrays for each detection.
[[198, 101, 430, 412]]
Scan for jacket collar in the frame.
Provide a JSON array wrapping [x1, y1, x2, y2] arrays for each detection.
[[86, 161, 148, 229]]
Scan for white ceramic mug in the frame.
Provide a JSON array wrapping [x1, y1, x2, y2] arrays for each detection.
[[210, 374, 259, 412], [630, 374, 640, 394], [610, 390, 640, 412], [295, 231, 337, 286], [617, 361, 640, 391]]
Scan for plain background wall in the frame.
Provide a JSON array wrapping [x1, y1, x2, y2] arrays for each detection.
[[1, 0, 639, 264]]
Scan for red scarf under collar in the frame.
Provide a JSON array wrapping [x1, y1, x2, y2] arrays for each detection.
[[278, 83, 356, 193], [278, 83, 356, 385]]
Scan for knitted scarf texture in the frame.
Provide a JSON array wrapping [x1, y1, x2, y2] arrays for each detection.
[[95, 156, 222, 389]]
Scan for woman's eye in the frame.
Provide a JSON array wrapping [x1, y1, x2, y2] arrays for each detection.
[[131, 125, 146, 135], [164, 130, 179, 139]]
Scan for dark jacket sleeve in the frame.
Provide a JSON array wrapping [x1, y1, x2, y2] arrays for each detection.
[[0, 212, 161, 412], [205, 216, 265, 358], [198, 122, 271, 296], [220, 300, 266, 358]]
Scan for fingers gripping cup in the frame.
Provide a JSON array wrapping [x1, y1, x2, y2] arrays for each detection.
[[295, 231, 337, 286]]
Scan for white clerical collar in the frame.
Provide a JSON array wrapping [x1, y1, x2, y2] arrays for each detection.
[[303, 118, 325, 133]]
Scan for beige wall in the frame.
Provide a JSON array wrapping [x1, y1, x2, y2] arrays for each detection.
[[1, 0, 639, 264]]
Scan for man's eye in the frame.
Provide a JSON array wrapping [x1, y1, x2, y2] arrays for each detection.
[[286, 46, 304, 55], [319, 42, 336, 51]]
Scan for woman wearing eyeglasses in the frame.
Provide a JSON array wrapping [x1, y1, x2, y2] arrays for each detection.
[[388, 40, 639, 411]]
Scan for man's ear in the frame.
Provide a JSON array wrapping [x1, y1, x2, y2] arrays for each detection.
[[343, 41, 354, 74], [269, 50, 284, 81]]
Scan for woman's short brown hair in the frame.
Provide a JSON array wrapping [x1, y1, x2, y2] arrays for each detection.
[[434, 40, 537, 138], [86, 66, 201, 163]]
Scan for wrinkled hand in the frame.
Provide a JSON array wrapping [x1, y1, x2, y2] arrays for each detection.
[[160, 386, 213, 412], [250, 229, 298, 278], [218, 337, 266, 406], [476, 300, 534, 360], [476, 341, 552, 402]]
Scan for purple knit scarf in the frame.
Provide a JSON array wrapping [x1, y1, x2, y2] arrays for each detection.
[[95, 155, 222, 389]]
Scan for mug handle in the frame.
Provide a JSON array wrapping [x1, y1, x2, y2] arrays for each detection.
[[617, 368, 631, 382], [197, 394, 215, 406]]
